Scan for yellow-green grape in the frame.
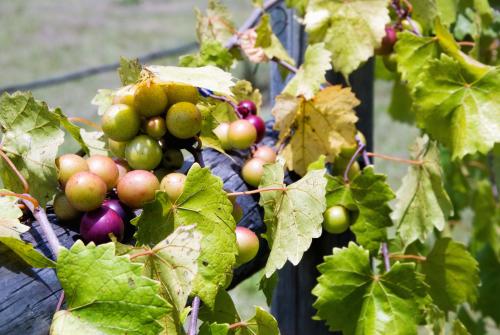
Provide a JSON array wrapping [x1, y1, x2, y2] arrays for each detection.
[[160, 172, 187, 202], [101, 104, 140, 142], [134, 81, 168, 117], [108, 139, 128, 158], [165, 83, 199, 106], [165, 102, 202, 139]]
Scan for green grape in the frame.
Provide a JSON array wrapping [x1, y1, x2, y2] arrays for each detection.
[[108, 139, 128, 158], [241, 158, 265, 187], [323, 205, 350, 234], [112, 85, 136, 106], [213, 122, 232, 150], [228, 119, 257, 150], [134, 81, 168, 117], [165, 83, 199, 106], [144, 116, 167, 139], [165, 102, 202, 139], [53, 192, 81, 221], [125, 135, 163, 170], [101, 104, 140, 141], [162, 148, 184, 171]]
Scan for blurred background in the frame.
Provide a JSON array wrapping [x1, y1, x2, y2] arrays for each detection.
[[0, 0, 420, 319]]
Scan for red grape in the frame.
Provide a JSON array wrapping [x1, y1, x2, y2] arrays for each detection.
[[237, 100, 257, 117], [245, 115, 265, 143], [80, 207, 124, 244]]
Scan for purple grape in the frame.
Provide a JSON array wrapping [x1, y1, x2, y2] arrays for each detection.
[[245, 115, 265, 143], [80, 207, 124, 244], [102, 199, 130, 223], [237, 100, 257, 117]]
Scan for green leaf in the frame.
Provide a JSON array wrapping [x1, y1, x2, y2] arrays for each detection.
[[411, 0, 438, 32], [147, 65, 235, 96], [242, 307, 280, 335], [422, 238, 479, 312], [304, 0, 390, 78], [50, 241, 169, 335], [285, 0, 309, 16], [476, 245, 500, 324], [283, 43, 332, 99], [118, 57, 142, 86], [53, 108, 90, 155], [0, 92, 64, 207], [91, 89, 114, 116], [230, 80, 262, 112], [195, 0, 236, 45], [0, 237, 55, 268], [254, 14, 295, 67], [326, 167, 395, 252], [436, 0, 459, 26], [413, 55, 500, 159], [134, 164, 237, 307], [199, 288, 240, 324], [80, 129, 109, 156], [392, 136, 453, 247], [259, 272, 278, 306], [179, 40, 234, 71], [452, 319, 470, 335], [313, 242, 429, 335], [259, 162, 327, 277], [394, 32, 441, 90], [198, 323, 229, 335], [471, 179, 500, 257], [388, 77, 414, 124]]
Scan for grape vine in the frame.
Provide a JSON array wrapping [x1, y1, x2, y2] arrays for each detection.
[[0, 0, 499, 334]]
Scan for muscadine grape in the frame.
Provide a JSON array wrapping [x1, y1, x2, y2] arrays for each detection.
[[213, 122, 232, 150], [162, 148, 184, 171], [117, 170, 160, 208], [165, 83, 199, 106], [241, 158, 266, 187], [253, 145, 276, 163], [108, 139, 128, 158], [160, 172, 186, 202], [245, 115, 265, 143], [323, 205, 350, 234], [87, 155, 119, 190], [237, 100, 257, 117], [102, 198, 130, 223], [80, 207, 124, 244], [53, 192, 81, 221], [125, 135, 163, 170], [166, 102, 202, 139], [114, 159, 130, 182], [228, 119, 257, 150], [112, 85, 136, 106], [102, 104, 140, 141], [235, 226, 259, 265], [144, 116, 167, 139], [65, 171, 107, 212], [56, 154, 89, 186], [375, 26, 397, 55], [134, 81, 168, 117], [154, 168, 170, 181]]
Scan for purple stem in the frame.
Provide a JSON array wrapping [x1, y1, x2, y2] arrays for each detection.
[[381, 243, 391, 272], [343, 143, 366, 183], [22, 198, 60, 258], [356, 134, 371, 167], [188, 296, 201, 335]]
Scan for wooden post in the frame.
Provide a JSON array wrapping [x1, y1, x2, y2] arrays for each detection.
[[269, 5, 374, 334]]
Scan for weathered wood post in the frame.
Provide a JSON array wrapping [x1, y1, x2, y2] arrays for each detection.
[[269, 4, 374, 334]]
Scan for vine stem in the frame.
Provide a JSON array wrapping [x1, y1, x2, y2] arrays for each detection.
[[22, 197, 60, 259], [271, 57, 299, 73], [129, 250, 154, 260], [0, 192, 39, 209], [188, 296, 201, 335], [389, 254, 427, 262], [67, 117, 101, 131], [0, 148, 29, 193], [381, 243, 391, 272], [229, 321, 248, 330], [343, 142, 366, 183], [227, 187, 287, 197], [55, 292, 65, 312], [366, 152, 423, 165]]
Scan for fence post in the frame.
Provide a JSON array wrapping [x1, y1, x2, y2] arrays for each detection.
[[269, 5, 374, 334]]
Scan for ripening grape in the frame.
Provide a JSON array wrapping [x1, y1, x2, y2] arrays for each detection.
[[253, 145, 276, 163], [65, 171, 107, 212], [213, 122, 232, 150], [101, 104, 140, 142], [241, 158, 266, 187], [80, 206, 124, 244], [245, 115, 265, 143], [117, 170, 160, 208], [53, 192, 81, 221], [228, 119, 257, 150], [235, 226, 259, 265], [237, 100, 257, 117], [160, 172, 186, 202], [166, 102, 202, 139], [56, 154, 89, 186], [86, 155, 119, 190], [125, 135, 163, 170]]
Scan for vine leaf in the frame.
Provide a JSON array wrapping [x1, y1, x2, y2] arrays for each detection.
[[198, 323, 230, 335], [283, 43, 332, 100], [199, 288, 240, 325], [50, 241, 170, 335], [413, 54, 500, 159], [133, 225, 201, 335], [0, 192, 54, 268], [91, 89, 114, 116], [392, 136, 453, 247], [326, 167, 395, 252], [118, 57, 142, 86], [422, 238, 479, 312], [272, 86, 359, 176], [394, 32, 441, 89], [179, 40, 235, 71], [133, 164, 237, 307], [472, 179, 500, 258], [195, 0, 236, 45], [304, 0, 390, 78], [242, 307, 280, 335], [53, 108, 90, 155], [259, 162, 327, 277], [147, 65, 235, 96], [80, 129, 109, 156], [231, 80, 262, 111], [253, 14, 295, 66], [313, 242, 429, 335], [0, 92, 64, 207], [476, 245, 500, 324]]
